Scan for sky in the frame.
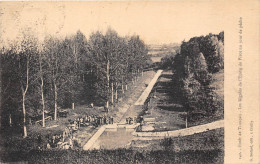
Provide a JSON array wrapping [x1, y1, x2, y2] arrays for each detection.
[[0, 1, 226, 46]]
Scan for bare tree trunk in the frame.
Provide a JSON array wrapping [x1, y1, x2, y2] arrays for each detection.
[[107, 60, 110, 88], [21, 59, 29, 138], [132, 71, 135, 84], [22, 94, 27, 138], [186, 112, 188, 128], [54, 82, 58, 121], [122, 83, 124, 94], [115, 71, 118, 101], [40, 78, 45, 127], [115, 82, 118, 100], [115, 88, 118, 100], [125, 84, 128, 91], [106, 100, 109, 109], [111, 82, 114, 104], [121, 76, 124, 94], [39, 55, 45, 127], [106, 59, 110, 109]]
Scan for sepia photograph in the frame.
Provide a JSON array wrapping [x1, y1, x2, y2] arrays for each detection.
[[0, 1, 259, 163]]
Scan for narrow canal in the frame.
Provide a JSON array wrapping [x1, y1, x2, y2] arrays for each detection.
[[85, 70, 163, 150], [90, 128, 135, 149]]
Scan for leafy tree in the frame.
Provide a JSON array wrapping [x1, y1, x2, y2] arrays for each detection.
[[43, 37, 70, 120], [172, 32, 224, 117], [0, 27, 151, 135], [17, 33, 39, 137]]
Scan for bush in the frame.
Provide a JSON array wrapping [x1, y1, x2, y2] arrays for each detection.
[[1, 149, 224, 163], [160, 138, 173, 150]]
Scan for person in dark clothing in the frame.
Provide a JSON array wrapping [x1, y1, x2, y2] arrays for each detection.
[[140, 116, 144, 125], [129, 117, 132, 124]]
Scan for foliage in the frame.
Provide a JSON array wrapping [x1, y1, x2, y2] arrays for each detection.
[[0, 28, 150, 134], [160, 52, 176, 69], [172, 31, 224, 118], [160, 137, 173, 150], [1, 148, 223, 163]]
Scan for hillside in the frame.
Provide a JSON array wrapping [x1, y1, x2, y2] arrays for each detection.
[[210, 69, 224, 100]]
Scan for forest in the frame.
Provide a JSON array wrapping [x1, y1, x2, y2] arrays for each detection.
[[0, 28, 151, 137]]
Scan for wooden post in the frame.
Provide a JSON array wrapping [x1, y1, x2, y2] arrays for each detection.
[[9, 114, 12, 127], [186, 112, 188, 128]]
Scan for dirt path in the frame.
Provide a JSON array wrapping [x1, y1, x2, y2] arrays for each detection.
[[133, 119, 224, 139]]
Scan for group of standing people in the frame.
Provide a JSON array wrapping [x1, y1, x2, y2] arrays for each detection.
[[68, 114, 114, 128], [41, 104, 115, 150], [92, 115, 114, 126], [126, 117, 136, 124]]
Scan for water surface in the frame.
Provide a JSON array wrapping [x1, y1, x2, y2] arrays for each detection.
[[91, 128, 135, 149]]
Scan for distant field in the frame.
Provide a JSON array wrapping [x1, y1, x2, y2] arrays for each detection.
[[147, 43, 180, 64], [148, 50, 168, 55]]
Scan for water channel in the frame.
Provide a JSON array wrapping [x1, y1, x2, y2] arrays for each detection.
[[85, 70, 163, 150], [90, 128, 135, 149]]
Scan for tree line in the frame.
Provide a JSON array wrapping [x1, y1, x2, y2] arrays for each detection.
[[171, 32, 224, 119], [0, 28, 150, 137]]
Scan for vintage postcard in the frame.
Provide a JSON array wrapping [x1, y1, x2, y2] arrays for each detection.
[[0, 1, 259, 163]]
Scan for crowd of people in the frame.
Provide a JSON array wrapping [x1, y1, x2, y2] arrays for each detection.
[[43, 114, 115, 150], [68, 114, 114, 128], [41, 102, 143, 150]]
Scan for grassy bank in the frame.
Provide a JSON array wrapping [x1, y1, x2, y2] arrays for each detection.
[[1, 148, 223, 163], [131, 128, 224, 163], [1, 128, 224, 163]]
